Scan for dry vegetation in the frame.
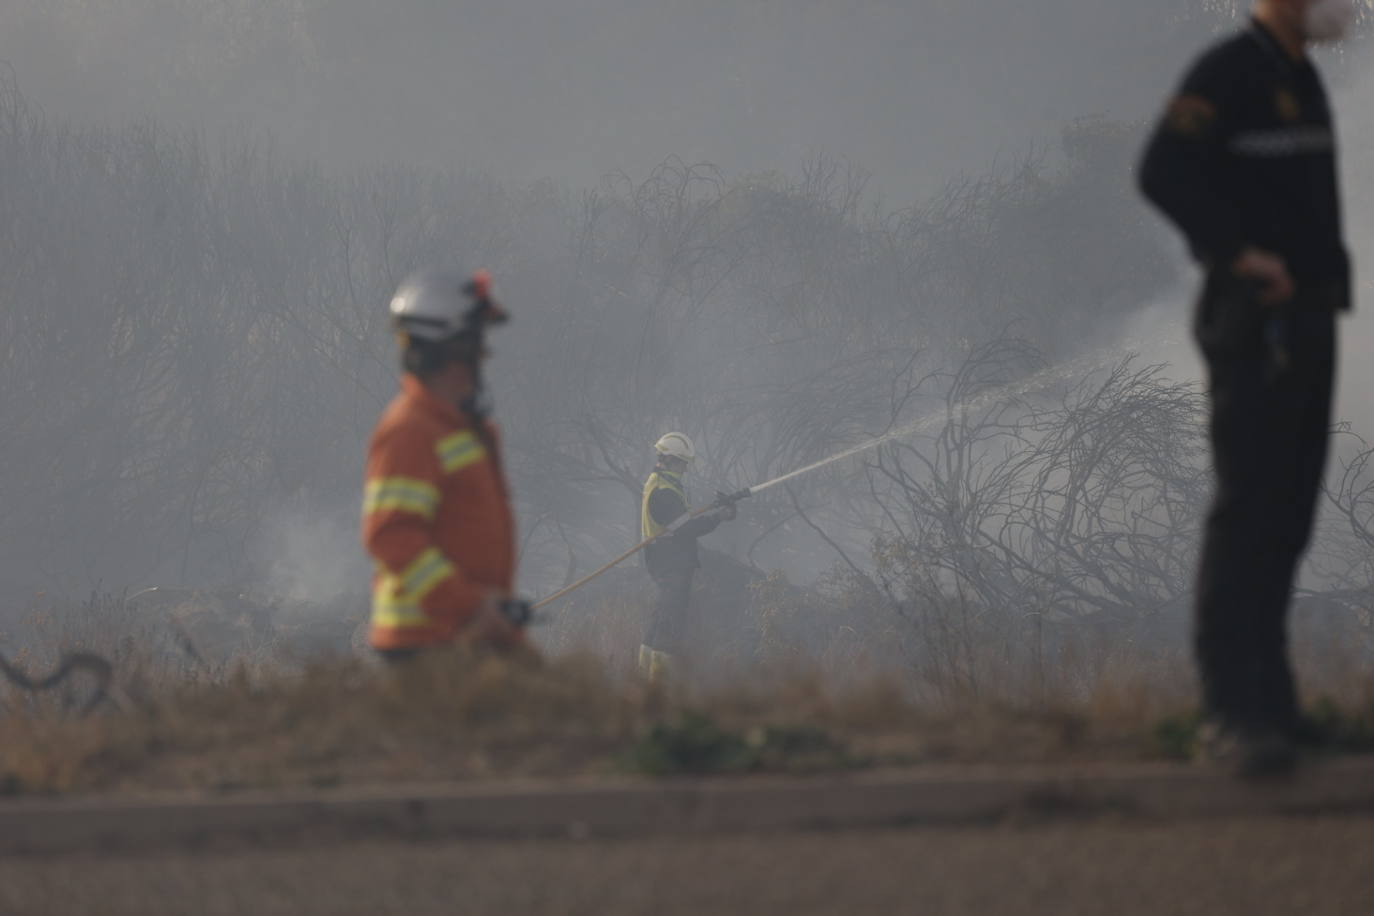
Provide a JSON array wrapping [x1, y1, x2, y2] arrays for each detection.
[[4, 579, 1374, 800], [0, 647, 1181, 798]]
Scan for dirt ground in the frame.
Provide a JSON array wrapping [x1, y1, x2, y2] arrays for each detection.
[[4, 816, 1374, 916]]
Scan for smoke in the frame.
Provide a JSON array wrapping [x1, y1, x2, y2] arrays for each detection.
[[0, 2, 1367, 613], [260, 506, 371, 607], [1331, 58, 1374, 440], [0, 0, 1223, 202]]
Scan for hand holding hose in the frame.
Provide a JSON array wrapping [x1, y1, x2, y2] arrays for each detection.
[[713, 487, 752, 522], [463, 592, 540, 653], [498, 597, 537, 627]]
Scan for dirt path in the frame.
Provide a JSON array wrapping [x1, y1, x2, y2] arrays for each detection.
[[5, 816, 1374, 916]]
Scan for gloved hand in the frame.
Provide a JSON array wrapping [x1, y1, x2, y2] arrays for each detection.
[[712, 492, 739, 522], [496, 597, 544, 666], [498, 597, 537, 627], [462, 593, 522, 648]]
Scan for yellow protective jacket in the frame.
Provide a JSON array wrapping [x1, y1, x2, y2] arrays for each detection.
[[641, 468, 722, 579]]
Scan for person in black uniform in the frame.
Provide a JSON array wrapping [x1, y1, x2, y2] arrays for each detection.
[[1139, 0, 1357, 776], [638, 432, 737, 683]]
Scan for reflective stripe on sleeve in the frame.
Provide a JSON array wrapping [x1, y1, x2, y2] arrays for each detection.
[[362, 477, 440, 519], [436, 431, 486, 473], [370, 584, 430, 629], [370, 548, 457, 630], [398, 547, 455, 601]]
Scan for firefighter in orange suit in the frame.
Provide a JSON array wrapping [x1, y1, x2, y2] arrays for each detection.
[[362, 268, 532, 659]]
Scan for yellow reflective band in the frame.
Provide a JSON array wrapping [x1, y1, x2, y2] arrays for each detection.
[[436, 431, 486, 473], [399, 547, 455, 602], [362, 477, 440, 519], [371, 577, 430, 629], [370, 550, 454, 630], [641, 471, 687, 540]]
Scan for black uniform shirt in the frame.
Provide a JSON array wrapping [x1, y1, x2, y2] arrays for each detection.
[[1139, 20, 1350, 307]]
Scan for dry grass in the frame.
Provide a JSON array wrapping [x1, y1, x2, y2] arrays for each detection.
[[0, 644, 1210, 798], [3, 584, 1372, 798]]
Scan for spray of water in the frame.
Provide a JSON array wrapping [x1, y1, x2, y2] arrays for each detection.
[[744, 348, 1119, 496], [536, 342, 1159, 610]]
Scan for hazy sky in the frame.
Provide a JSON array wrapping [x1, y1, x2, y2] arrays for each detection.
[[0, 1, 1236, 200], [3, 0, 1372, 600]]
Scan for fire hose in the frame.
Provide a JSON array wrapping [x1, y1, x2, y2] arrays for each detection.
[[530, 487, 752, 612]]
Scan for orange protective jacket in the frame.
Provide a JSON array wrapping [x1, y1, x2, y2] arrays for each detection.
[[362, 374, 516, 651]]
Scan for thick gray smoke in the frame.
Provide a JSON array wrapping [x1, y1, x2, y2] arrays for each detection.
[[1, 2, 1371, 679], [0, 1, 1238, 199], [1332, 63, 1374, 438]]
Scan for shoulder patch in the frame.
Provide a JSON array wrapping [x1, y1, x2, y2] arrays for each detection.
[[1165, 95, 1217, 137], [1275, 89, 1301, 122]]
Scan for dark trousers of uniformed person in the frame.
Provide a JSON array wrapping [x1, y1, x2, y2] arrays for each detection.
[[1193, 274, 1338, 738], [645, 568, 693, 657]]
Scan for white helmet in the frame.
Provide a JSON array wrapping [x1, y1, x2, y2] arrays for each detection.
[[654, 432, 696, 463], [389, 268, 508, 342]]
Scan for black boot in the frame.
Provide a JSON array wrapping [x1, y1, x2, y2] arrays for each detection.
[[1196, 719, 1298, 780]]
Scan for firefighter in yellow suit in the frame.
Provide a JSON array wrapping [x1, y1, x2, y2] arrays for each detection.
[[639, 433, 736, 681]]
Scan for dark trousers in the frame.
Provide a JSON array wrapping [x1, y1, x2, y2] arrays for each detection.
[[645, 569, 693, 654], [1193, 278, 1337, 734], [375, 647, 422, 665]]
